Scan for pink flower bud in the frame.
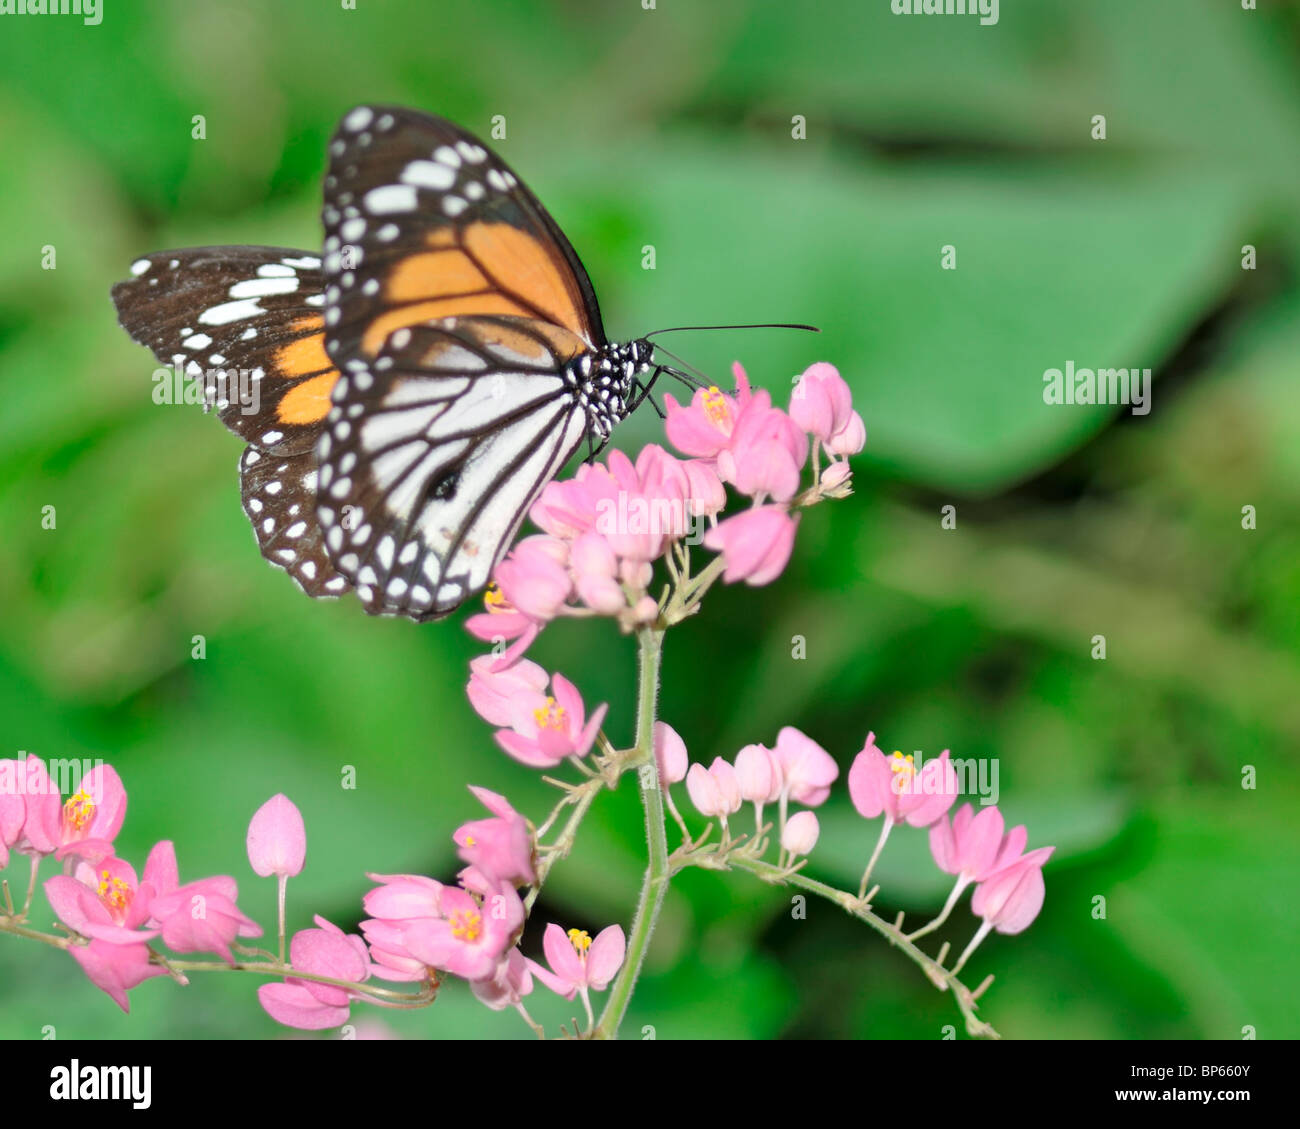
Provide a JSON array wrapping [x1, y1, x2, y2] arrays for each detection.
[[654, 722, 688, 785], [703, 505, 799, 587], [789, 363, 853, 441], [247, 793, 307, 878], [685, 760, 742, 818], [773, 727, 839, 807], [827, 410, 866, 456], [781, 811, 820, 857], [735, 744, 779, 804], [708, 757, 742, 812], [970, 847, 1054, 934]]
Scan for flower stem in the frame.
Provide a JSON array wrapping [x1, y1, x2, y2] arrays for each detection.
[[593, 626, 667, 1039], [724, 855, 1000, 1039], [858, 818, 894, 898], [906, 875, 970, 942]]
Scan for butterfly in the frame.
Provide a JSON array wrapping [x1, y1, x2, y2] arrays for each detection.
[[112, 106, 664, 621]]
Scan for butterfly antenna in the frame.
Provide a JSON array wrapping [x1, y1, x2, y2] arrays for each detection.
[[651, 345, 713, 390], [645, 322, 820, 338]]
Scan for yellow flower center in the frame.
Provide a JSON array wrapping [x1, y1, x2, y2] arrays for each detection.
[[450, 909, 482, 943], [890, 751, 915, 791], [567, 928, 592, 954], [63, 789, 95, 833], [484, 582, 510, 613], [702, 386, 731, 427], [533, 696, 567, 731], [97, 870, 131, 914]]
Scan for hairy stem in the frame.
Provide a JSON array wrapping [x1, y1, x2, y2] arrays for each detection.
[[593, 626, 667, 1039], [721, 855, 1000, 1039]]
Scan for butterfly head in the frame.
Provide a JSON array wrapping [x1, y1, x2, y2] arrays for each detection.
[[568, 339, 656, 439]]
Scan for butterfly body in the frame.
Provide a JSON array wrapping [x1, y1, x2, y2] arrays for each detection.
[[113, 106, 662, 621]]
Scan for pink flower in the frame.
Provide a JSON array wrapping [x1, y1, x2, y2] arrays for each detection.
[[10, 756, 65, 857], [534, 923, 626, 999], [494, 672, 607, 769], [45, 860, 158, 946], [848, 735, 959, 828], [360, 873, 446, 982], [782, 811, 820, 857], [46, 860, 165, 1013], [971, 847, 1055, 935], [718, 397, 808, 502], [259, 916, 374, 1030], [685, 759, 742, 819], [664, 367, 750, 457], [400, 881, 524, 982], [789, 363, 854, 443], [703, 505, 799, 586], [581, 447, 691, 564], [144, 840, 261, 964], [465, 583, 541, 665], [452, 786, 535, 887], [772, 727, 839, 807], [735, 743, 777, 805], [570, 531, 626, 615], [470, 947, 537, 1011], [0, 759, 25, 869], [494, 535, 573, 620], [466, 654, 549, 727], [69, 940, 167, 1014], [362, 872, 445, 921], [929, 804, 1028, 884], [827, 410, 865, 456], [246, 793, 306, 879], [51, 764, 128, 865], [654, 722, 688, 786], [684, 459, 727, 518]]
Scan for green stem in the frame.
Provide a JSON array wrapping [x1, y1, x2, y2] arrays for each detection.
[[593, 626, 667, 1039], [724, 855, 1000, 1039]]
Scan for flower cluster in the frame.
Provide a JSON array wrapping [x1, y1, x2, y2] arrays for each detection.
[[0, 357, 1052, 1039], [663, 730, 1055, 966], [467, 363, 864, 663], [0, 755, 261, 1011], [259, 783, 624, 1033]]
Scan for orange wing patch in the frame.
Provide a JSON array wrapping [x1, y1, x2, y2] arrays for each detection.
[[386, 249, 489, 304], [364, 224, 592, 357], [275, 318, 334, 379], [361, 294, 531, 355], [462, 223, 587, 337], [273, 316, 339, 426], [277, 372, 338, 425]]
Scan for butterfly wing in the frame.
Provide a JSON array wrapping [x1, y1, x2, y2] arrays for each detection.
[[317, 105, 606, 367], [112, 248, 348, 597], [314, 106, 612, 619], [316, 315, 591, 619]]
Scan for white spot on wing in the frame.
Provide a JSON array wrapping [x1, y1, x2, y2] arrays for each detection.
[[364, 185, 418, 214], [400, 160, 456, 190], [230, 277, 299, 299], [200, 299, 264, 326]]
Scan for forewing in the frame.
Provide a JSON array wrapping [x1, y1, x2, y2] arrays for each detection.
[[318, 106, 606, 370]]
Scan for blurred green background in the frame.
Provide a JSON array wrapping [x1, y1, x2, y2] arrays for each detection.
[[2, 0, 1298, 1040]]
